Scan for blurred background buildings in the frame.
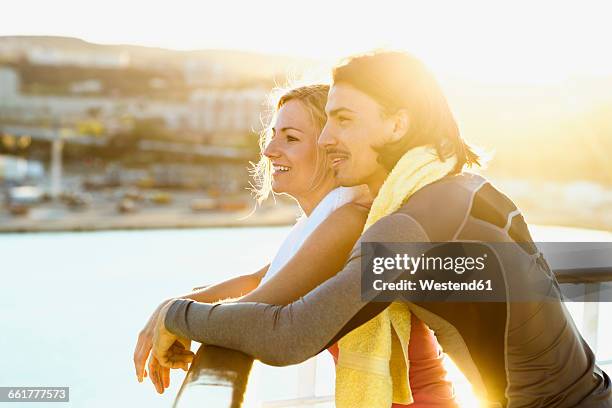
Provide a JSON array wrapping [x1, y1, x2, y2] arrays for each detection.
[[0, 35, 610, 231]]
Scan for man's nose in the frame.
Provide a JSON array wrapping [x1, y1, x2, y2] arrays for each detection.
[[318, 123, 336, 149]]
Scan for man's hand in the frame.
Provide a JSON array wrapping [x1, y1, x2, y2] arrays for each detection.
[[152, 300, 195, 369], [148, 354, 170, 394]]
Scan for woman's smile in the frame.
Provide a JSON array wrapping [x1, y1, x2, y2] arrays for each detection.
[[272, 163, 291, 175]]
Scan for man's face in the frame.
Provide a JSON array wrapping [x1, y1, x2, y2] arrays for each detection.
[[319, 83, 392, 187]]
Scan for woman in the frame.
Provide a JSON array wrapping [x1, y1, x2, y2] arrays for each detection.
[[134, 84, 457, 407]]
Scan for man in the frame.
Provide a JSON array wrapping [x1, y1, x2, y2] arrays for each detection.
[[153, 51, 612, 407]]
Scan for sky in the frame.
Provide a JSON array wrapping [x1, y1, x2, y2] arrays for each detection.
[[2, 0, 612, 84]]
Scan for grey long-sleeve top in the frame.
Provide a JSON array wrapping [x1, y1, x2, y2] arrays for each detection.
[[166, 173, 612, 407], [165, 212, 423, 367]]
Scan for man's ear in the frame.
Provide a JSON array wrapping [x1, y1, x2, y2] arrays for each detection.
[[389, 109, 410, 144]]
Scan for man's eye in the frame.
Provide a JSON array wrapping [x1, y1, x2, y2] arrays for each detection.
[[338, 116, 351, 124], [287, 135, 299, 142]]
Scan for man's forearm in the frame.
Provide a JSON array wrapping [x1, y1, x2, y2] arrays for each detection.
[[164, 214, 428, 366], [164, 256, 366, 366]]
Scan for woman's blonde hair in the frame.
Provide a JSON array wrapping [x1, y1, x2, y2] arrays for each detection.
[[250, 84, 330, 205]]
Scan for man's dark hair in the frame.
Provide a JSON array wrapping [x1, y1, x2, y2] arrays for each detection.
[[332, 50, 480, 172]]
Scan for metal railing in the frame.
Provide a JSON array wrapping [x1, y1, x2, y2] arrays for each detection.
[[173, 345, 254, 408], [174, 267, 612, 408]]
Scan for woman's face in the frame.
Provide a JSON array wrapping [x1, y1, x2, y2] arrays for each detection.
[[264, 99, 331, 198]]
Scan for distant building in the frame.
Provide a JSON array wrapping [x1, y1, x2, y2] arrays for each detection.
[[0, 67, 19, 100], [189, 88, 265, 133], [0, 42, 22, 60], [26, 47, 130, 68], [183, 59, 227, 86], [0, 154, 44, 184], [0, 67, 267, 143], [70, 79, 103, 94]]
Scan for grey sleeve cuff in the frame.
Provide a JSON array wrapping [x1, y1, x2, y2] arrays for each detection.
[[165, 298, 206, 342]]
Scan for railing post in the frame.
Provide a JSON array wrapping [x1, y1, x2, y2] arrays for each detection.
[[174, 344, 254, 408], [582, 283, 600, 354]]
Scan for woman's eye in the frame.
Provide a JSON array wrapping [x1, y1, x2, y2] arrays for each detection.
[[286, 135, 299, 142], [338, 116, 351, 125]]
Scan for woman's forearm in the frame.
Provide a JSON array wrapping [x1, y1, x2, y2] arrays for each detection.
[[175, 264, 269, 304], [164, 250, 366, 366]]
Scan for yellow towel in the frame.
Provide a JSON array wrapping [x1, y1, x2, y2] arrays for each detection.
[[335, 145, 457, 408]]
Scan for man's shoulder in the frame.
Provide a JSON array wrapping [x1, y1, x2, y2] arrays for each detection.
[[359, 172, 520, 243], [406, 172, 487, 208], [396, 172, 492, 241]]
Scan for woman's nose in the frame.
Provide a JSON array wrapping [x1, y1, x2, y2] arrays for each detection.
[[263, 139, 281, 159]]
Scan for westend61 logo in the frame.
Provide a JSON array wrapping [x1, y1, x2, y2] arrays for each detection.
[[370, 251, 493, 295], [361, 241, 612, 303], [372, 253, 488, 275], [362, 242, 502, 302]]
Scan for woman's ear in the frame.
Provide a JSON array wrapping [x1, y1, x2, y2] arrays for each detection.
[[389, 109, 410, 144]]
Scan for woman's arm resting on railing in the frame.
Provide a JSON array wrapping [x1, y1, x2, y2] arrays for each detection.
[[162, 213, 429, 367], [179, 264, 269, 303]]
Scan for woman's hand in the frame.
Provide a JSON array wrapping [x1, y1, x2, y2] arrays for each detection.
[[152, 300, 195, 369], [134, 299, 173, 383]]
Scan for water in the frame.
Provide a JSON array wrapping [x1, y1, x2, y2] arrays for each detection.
[[0, 225, 611, 407]]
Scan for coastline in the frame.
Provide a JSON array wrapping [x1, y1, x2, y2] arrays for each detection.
[[0, 203, 301, 233], [0, 205, 609, 234], [2, 177, 611, 234]]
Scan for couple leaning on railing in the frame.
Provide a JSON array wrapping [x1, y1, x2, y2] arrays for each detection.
[[134, 50, 612, 408]]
